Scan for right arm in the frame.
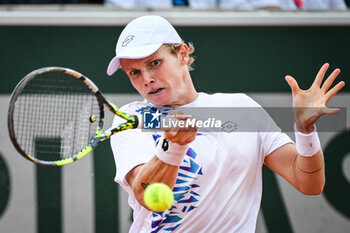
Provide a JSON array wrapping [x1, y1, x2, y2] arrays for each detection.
[[126, 117, 197, 210]]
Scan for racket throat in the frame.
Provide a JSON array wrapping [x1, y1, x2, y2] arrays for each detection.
[[90, 137, 101, 148]]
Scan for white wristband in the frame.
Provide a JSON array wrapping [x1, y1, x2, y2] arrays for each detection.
[[294, 124, 321, 157], [155, 136, 190, 166]]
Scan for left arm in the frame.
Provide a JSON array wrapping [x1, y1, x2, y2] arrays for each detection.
[[264, 63, 345, 195], [265, 143, 325, 195]]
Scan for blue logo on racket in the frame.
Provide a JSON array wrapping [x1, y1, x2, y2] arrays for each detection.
[[143, 109, 162, 129]]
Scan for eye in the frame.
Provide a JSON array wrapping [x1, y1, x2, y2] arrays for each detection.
[[151, 60, 160, 67], [129, 69, 140, 76]]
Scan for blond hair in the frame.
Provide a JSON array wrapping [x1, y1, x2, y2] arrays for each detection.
[[166, 42, 195, 71]]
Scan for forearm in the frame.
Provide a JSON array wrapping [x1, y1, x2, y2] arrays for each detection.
[[131, 156, 180, 208], [292, 125, 325, 195], [282, 63, 344, 195], [293, 150, 325, 195]]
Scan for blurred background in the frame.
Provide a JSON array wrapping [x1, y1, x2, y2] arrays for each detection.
[[0, 1, 349, 233]]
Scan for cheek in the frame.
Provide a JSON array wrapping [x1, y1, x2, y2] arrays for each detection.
[[158, 62, 170, 75], [159, 62, 181, 84], [129, 79, 145, 95]]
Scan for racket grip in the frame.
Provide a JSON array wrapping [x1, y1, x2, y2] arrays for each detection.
[[136, 115, 143, 129]]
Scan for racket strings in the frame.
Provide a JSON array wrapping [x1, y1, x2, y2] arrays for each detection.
[[12, 71, 101, 161]]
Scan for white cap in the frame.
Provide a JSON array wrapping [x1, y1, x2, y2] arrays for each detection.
[[107, 15, 182, 76]]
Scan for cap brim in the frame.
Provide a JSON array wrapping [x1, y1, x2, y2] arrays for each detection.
[[107, 57, 120, 76], [106, 43, 163, 76]]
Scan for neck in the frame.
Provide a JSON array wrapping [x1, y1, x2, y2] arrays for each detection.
[[166, 73, 198, 108]]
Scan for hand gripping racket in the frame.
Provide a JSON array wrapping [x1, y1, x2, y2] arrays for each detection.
[[8, 67, 141, 166]]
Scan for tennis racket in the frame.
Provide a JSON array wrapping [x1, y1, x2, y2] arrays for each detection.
[[8, 67, 142, 166]]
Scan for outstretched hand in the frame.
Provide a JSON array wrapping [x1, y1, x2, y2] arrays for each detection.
[[285, 63, 345, 133]]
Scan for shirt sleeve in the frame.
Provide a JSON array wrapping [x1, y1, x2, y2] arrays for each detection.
[[244, 94, 294, 158]]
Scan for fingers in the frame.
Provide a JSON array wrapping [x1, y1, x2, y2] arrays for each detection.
[[164, 112, 198, 145], [321, 68, 341, 93], [164, 126, 180, 138], [174, 129, 197, 145], [285, 75, 300, 96], [164, 125, 197, 145], [312, 63, 329, 88], [325, 81, 345, 103]]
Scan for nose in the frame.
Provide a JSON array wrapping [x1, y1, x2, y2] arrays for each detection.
[[142, 70, 155, 86]]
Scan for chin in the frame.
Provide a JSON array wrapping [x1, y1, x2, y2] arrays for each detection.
[[147, 97, 167, 107], [154, 100, 168, 107]]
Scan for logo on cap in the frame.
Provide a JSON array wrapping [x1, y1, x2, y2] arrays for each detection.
[[122, 35, 135, 47]]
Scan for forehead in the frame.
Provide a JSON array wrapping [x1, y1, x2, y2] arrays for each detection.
[[120, 45, 172, 69]]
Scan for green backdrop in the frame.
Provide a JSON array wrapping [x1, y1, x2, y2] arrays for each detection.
[[1, 26, 349, 94]]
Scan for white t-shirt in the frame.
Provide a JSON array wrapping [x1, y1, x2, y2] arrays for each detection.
[[110, 93, 293, 233]]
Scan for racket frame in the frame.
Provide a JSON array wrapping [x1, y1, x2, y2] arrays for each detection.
[[8, 67, 139, 166]]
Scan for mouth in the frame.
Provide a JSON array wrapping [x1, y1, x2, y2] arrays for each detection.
[[148, 88, 164, 95]]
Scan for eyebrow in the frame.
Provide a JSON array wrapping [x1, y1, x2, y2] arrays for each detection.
[[122, 52, 161, 71], [144, 54, 159, 65]]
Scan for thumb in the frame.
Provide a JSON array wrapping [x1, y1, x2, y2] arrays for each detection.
[[322, 107, 341, 115]]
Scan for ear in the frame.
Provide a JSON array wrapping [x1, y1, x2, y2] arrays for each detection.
[[178, 43, 189, 65]]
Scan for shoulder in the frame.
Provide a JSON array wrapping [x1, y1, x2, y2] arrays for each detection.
[[119, 100, 151, 115], [200, 92, 261, 107]]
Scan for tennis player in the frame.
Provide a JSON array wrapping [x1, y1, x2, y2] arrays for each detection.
[[107, 15, 345, 232]]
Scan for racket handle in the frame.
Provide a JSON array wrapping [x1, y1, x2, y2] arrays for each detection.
[[136, 115, 143, 129]]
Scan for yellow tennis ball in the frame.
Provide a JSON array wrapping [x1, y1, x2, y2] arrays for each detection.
[[144, 183, 174, 212]]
